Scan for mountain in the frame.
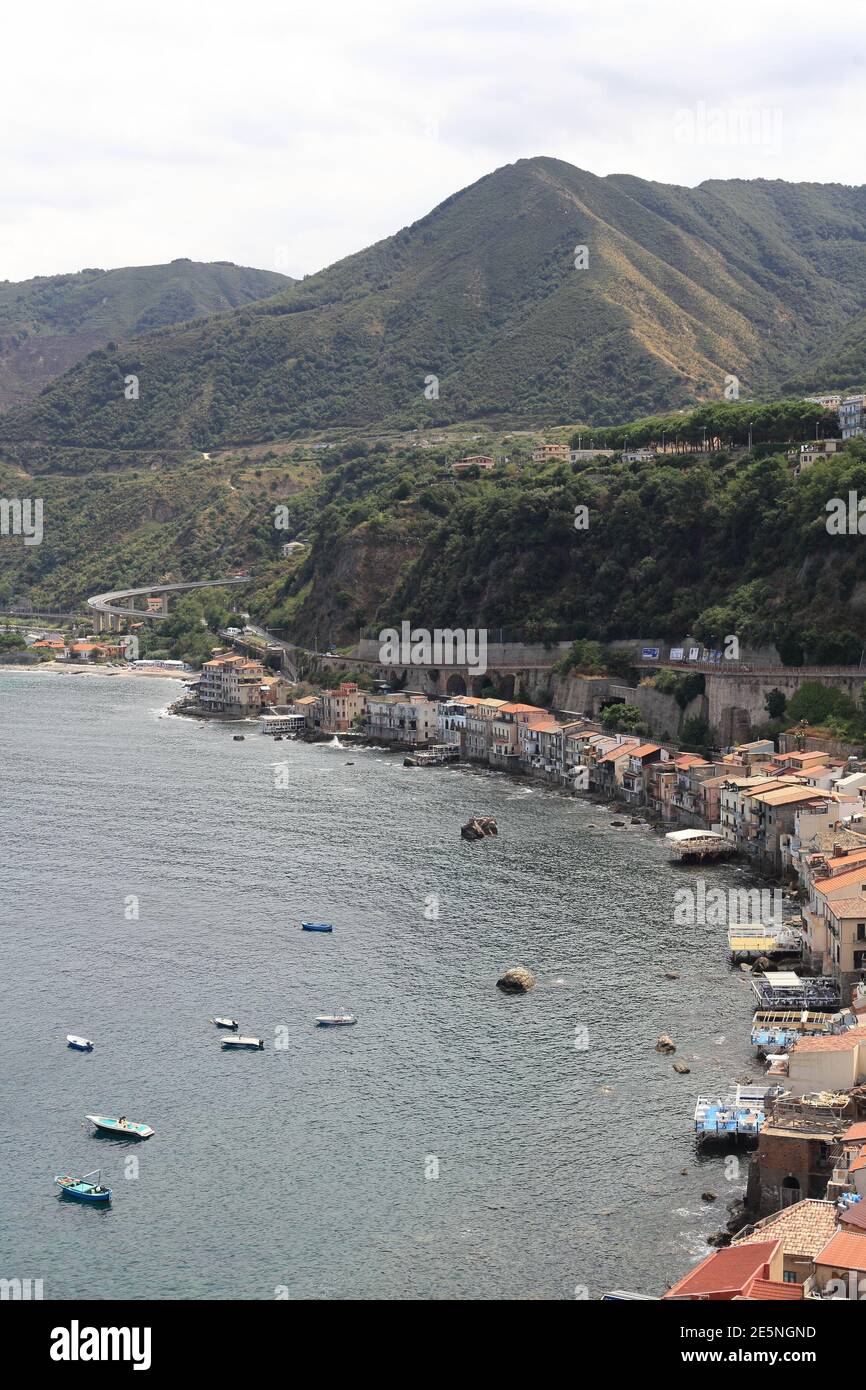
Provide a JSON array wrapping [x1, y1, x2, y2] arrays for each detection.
[[3, 158, 866, 449], [0, 260, 290, 410]]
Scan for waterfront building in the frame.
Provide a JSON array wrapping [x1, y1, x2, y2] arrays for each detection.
[[198, 653, 267, 715], [785, 1025, 866, 1097], [463, 698, 507, 763], [620, 743, 665, 804], [319, 681, 367, 733], [593, 737, 642, 795], [364, 693, 439, 746], [489, 702, 547, 770], [259, 707, 307, 736], [749, 1094, 851, 1217], [436, 696, 477, 751], [821, 899, 866, 1006]]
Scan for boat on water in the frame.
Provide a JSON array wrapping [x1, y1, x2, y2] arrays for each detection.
[[233, 734, 245, 741], [301, 922, 333, 933], [66, 1034, 94, 1052], [211, 1016, 239, 1030], [315, 1012, 357, 1027], [55, 1170, 111, 1204], [221, 1035, 264, 1050], [86, 1114, 154, 1139]]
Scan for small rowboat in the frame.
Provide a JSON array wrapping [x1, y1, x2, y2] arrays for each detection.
[[221, 1035, 264, 1050], [86, 1114, 154, 1139], [211, 1016, 239, 1030], [301, 922, 333, 933], [67, 1034, 94, 1052], [55, 1170, 111, 1204], [315, 1013, 357, 1027]]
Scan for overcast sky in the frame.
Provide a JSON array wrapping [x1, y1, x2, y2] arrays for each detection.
[[2, 0, 864, 283]]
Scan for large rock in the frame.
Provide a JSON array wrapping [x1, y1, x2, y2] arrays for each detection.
[[656, 1033, 677, 1054], [461, 816, 498, 841], [496, 967, 536, 994]]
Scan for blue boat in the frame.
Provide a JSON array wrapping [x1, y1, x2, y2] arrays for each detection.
[[301, 922, 333, 933], [66, 1034, 94, 1051], [55, 1170, 111, 1204], [86, 1114, 154, 1139]]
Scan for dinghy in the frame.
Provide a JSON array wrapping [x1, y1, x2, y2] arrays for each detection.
[[315, 1012, 357, 1027], [301, 922, 333, 933], [66, 1034, 94, 1052], [86, 1114, 154, 1139], [211, 1016, 239, 1030], [55, 1170, 111, 1204], [221, 1035, 264, 1050]]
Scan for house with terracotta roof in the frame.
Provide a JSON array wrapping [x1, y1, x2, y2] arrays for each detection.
[[620, 743, 665, 805], [812, 1230, 866, 1297], [821, 898, 866, 1005], [199, 652, 266, 715], [732, 1200, 838, 1285], [785, 1024, 866, 1097], [808, 861, 866, 971], [663, 1240, 789, 1300], [594, 737, 642, 794], [489, 702, 547, 769]]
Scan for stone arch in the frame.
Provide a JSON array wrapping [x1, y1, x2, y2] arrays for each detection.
[[495, 672, 516, 701], [446, 672, 467, 696], [469, 673, 487, 697]]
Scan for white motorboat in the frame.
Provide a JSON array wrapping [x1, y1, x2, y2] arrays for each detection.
[[221, 1035, 264, 1050], [315, 1013, 357, 1027], [66, 1034, 94, 1051], [211, 1016, 239, 1030]]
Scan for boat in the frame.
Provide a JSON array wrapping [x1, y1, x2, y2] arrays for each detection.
[[301, 922, 334, 933], [221, 1035, 264, 1050], [233, 734, 245, 741], [55, 1170, 112, 1204], [66, 1034, 94, 1051], [315, 1012, 357, 1027], [211, 1016, 239, 1030], [86, 1114, 154, 1139]]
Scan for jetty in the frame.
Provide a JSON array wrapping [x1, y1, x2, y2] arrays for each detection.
[[694, 1085, 771, 1146], [403, 745, 461, 767], [665, 828, 736, 861], [750, 971, 841, 1013], [727, 922, 805, 963]]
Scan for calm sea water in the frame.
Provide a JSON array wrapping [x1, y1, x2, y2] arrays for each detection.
[[0, 673, 767, 1300]]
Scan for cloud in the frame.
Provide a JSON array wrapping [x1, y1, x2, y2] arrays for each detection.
[[1, 0, 864, 280]]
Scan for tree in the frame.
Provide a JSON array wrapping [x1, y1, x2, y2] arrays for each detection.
[[765, 688, 787, 720]]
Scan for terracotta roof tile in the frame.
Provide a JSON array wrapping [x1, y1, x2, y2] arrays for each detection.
[[815, 1231, 866, 1272], [663, 1241, 780, 1298]]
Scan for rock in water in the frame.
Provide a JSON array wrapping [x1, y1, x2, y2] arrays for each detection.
[[461, 816, 498, 841], [673, 1061, 691, 1074], [497, 967, 536, 994], [656, 1033, 677, 1054]]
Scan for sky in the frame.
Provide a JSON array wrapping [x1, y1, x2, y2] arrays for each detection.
[[2, 0, 865, 283]]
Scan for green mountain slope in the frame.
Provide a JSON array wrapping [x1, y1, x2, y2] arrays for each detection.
[[3, 158, 866, 448], [0, 260, 290, 409]]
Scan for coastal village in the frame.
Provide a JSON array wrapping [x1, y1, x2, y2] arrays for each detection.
[[176, 646, 866, 1300]]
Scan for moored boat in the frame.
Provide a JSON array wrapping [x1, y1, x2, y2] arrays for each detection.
[[221, 1035, 264, 1050], [66, 1034, 94, 1051], [301, 922, 333, 933], [86, 1114, 154, 1139], [315, 1012, 357, 1027], [55, 1170, 111, 1204], [211, 1016, 239, 1030]]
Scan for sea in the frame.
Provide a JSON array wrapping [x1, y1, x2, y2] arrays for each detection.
[[0, 671, 770, 1300]]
